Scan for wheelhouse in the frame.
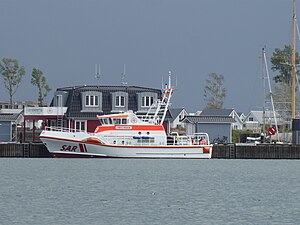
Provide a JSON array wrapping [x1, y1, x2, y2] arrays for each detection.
[[97, 112, 144, 126]]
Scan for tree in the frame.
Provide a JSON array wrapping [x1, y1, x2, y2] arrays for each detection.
[[31, 68, 52, 106], [271, 45, 300, 122], [203, 73, 226, 109], [0, 58, 26, 108], [271, 45, 300, 85], [271, 82, 300, 129]]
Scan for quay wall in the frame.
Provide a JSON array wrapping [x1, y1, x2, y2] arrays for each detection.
[[0, 143, 300, 159], [0, 143, 50, 158], [212, 144, 300, 159]]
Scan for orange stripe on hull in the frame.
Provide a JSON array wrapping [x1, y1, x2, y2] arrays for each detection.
[[83, 137, 103, 144]]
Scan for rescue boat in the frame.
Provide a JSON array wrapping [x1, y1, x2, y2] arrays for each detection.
[[40, 72, 213, 159]]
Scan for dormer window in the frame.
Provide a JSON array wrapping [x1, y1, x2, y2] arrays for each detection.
[[137, 92, 158, 112], [85, 95, 99, 107], [142, 96, 154, 107], [115, 95, 125, 107], [111, 92, 128, 112], [81, 91, 102, 112]]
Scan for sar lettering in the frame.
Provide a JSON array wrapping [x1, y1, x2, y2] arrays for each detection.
[[60, 145, 77, 152]]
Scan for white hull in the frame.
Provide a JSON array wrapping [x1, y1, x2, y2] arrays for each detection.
[[40, 131, 212, 159]]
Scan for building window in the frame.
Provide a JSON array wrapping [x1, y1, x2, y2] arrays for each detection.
[[75, 120, 86, 132], [81, 91, 102, 112], [249, 117, 254, 122], [85, 95, 99, 107], [179, 112, 186, 120], [142, 96, 154, 107], [115, 95, 125, 107], [111, 92, 128, 112]]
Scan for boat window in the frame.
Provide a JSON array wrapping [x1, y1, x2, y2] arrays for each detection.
[[101, 118, 112, 125], [114, 118, 121, 124], [100, 117, 126, 125]]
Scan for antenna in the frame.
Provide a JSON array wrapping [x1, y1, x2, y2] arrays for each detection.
[[121, 64, 127, 86], [95, 64, 101, 86], [168, 71, 171, 89]]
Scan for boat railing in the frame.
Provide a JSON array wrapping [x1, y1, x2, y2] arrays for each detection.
[[168, 134, 211, 146], [177, 136, 192, 145], [44, 126, 91, 134], [170, 136, 193, 146]]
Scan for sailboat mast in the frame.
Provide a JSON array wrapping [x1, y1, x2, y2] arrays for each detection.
[[262, 48, 266, 136], [292, 0, 296, 119], [263, 48, 279, 134]]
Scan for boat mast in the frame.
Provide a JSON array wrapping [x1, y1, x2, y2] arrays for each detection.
[[160, 71, 174, 124], [149, 71, 174, 125], [292, 0, 296, 119], [262, 48, 278, 134], [262, 48, 266, 137]]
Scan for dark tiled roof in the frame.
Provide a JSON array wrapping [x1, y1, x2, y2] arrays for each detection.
[[237, 112, 244, 116], [53, 85, 162, 119], [200, 108, 234, 116], [56, 85, 160, 93], [182, 115, 236, 124], [0, 113, 21, 121]]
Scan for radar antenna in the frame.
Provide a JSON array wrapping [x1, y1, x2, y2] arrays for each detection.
[[95, 64, 102, 86], [121, 64, 128, 86]]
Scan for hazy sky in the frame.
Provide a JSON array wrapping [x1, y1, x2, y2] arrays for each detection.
[[0, 0, 296, 113]]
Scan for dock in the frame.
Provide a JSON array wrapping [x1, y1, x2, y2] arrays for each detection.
[[0, 143, 300, 159]]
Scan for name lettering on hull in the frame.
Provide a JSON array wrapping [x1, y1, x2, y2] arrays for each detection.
[[116, 126, 132, 130], [60, 145, 77, 152], [60, 144, 88, 152]]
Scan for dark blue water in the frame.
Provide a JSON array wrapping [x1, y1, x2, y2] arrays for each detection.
[[0, 159, 299, 225]]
